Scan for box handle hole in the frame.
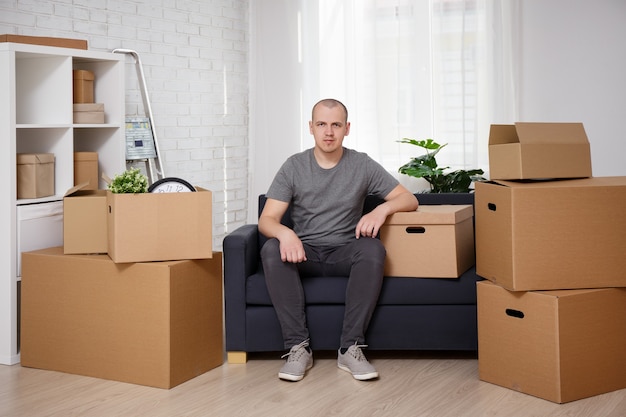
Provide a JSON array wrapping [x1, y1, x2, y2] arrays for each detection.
[[405, 226, 426, 234], [505, 308, 524, 319], [488, 203, 497, 211]]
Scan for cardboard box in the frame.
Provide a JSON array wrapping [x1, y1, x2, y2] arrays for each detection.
[[475, 177, 626, 291], [63, 184, 107, 255], [380, 205, 475, 278], [74, 152, 99, 189], [107, 188, 213, 263], [17, 153, 55, 199], [73, 70, 94, 103], [73, 103, 104, 124], [488, 122, 592, 180], [0, 34, 88, 49], [477, 280, 626, 403], [21, 247, 224, 389]]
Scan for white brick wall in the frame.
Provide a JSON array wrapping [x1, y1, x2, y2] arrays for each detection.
[[0, 0, 250, 251]]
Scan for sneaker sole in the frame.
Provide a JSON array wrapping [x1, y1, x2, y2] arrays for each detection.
[[337, 364, 379, 381]]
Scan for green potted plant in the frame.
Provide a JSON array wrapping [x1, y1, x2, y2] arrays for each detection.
[[397, 138, 485, 193], [107, 167, 148, 194]]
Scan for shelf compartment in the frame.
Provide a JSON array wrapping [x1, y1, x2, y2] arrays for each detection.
[[16, 53, 72, 125]]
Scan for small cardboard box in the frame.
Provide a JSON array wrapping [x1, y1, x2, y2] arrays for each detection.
[[488, 122, 592, 180], [73, 103, 104, 124], [0, 34, 88, 49], [107, 188, 213, 263], [63, 184, 107, 255], [21, 247, 224, 389], [17, 153, 55, 199], [477, 280, 626, 403], [380, 205, 474, 278], [73, 70, 94, 103], [73, 152, 99, 189], [475, 176, 626, 291]]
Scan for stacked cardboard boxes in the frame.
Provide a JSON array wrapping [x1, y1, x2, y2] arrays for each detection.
[[20, 183, 222, 389], [475, 122, 626, 403], [72, 69, 105, 123]]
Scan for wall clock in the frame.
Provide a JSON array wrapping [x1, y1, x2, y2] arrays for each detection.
[[148, 177, 196, 193]]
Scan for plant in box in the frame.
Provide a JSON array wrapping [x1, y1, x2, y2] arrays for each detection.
[[107, 168, 148, 194], [398, 138, 485, 193]]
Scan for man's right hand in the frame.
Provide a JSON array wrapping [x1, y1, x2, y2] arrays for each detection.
[[277, 230, 307, 263]]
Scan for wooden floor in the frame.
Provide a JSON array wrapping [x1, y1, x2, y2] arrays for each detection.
[[1, 351, 624, 417]]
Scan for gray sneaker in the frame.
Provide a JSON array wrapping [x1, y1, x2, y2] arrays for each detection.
[[278, 340, 313, 381], [337, 343, 379, 381]]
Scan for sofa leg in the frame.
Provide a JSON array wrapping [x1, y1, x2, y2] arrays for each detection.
[[227, 351, 248, 364]]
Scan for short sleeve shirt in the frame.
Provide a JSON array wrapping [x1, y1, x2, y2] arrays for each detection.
[[266, 147, 399, 246]]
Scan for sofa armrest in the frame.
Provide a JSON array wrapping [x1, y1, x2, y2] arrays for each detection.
[[223, 224, 260, 351]]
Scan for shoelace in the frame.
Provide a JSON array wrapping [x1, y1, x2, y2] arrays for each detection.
[[348, 344, 369, 361], [281, 339, 310, 361]]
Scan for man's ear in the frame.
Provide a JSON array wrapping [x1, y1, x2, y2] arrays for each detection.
[[345, 121, 351, 136], [309, 120, 314, 134]]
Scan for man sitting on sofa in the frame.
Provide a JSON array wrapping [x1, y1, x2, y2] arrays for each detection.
[[259, 98, 419, 382]]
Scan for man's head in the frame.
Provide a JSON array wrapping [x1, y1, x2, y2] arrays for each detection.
[[309, 99, 350, 156]]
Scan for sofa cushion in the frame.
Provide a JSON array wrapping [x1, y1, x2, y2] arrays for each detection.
[[245, 266, 481, 306]]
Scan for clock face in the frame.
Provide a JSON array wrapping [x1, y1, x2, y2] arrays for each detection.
[[148, 177, 196, 193]]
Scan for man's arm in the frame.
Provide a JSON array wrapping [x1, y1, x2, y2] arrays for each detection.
[[259, 198, 307, 263], [355, 184, 418, 239]]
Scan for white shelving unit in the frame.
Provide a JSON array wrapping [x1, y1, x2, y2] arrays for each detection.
[[0, 42, 126, 365]]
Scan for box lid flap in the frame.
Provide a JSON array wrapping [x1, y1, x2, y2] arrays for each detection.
[[384, 204, 473, 225], [489, 122, 589, 145], [17, 153, 54, 164], [64, 182, 91, 197]]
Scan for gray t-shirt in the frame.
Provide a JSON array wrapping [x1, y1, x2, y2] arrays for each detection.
[[266, 147, 399, 247]]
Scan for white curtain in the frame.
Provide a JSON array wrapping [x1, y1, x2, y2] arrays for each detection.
[[298, 0, 518, 190]]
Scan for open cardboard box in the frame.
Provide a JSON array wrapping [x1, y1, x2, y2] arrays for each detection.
[[63, 182, 108, 255], [107, 187, 213, 263], [488, 122, 592, 180]]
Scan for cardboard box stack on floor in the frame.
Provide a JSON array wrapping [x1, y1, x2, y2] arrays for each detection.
[[475, 122, 626, 404], [20, 184, 223, 389]]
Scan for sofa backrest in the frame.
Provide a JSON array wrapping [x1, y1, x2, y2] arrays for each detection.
[[257, 191, 475, 232]]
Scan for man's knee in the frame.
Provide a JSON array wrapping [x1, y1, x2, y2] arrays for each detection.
[[260, 238, 281, 260], [355, 238, 386, 261]]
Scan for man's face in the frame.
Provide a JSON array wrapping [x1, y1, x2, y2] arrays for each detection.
[[309, 104, 350, 154]]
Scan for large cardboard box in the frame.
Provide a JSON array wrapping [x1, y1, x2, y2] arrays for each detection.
[[21, 247, 224, 389], [17, 153, 55, 199], [488, 122, 592, 180], [0, 34, 88, 49], [477, 280, 626, 403], [63, 184, 107, 254], [107, 188, 213, 263], [73, 151, 99, 190], [475, 177, 626, 291], [380, 205, 474, 278]]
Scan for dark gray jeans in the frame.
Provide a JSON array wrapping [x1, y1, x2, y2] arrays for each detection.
[[261, 237, 386, 350]]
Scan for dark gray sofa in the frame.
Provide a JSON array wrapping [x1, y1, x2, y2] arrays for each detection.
[[223, 193, 482, 362]]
